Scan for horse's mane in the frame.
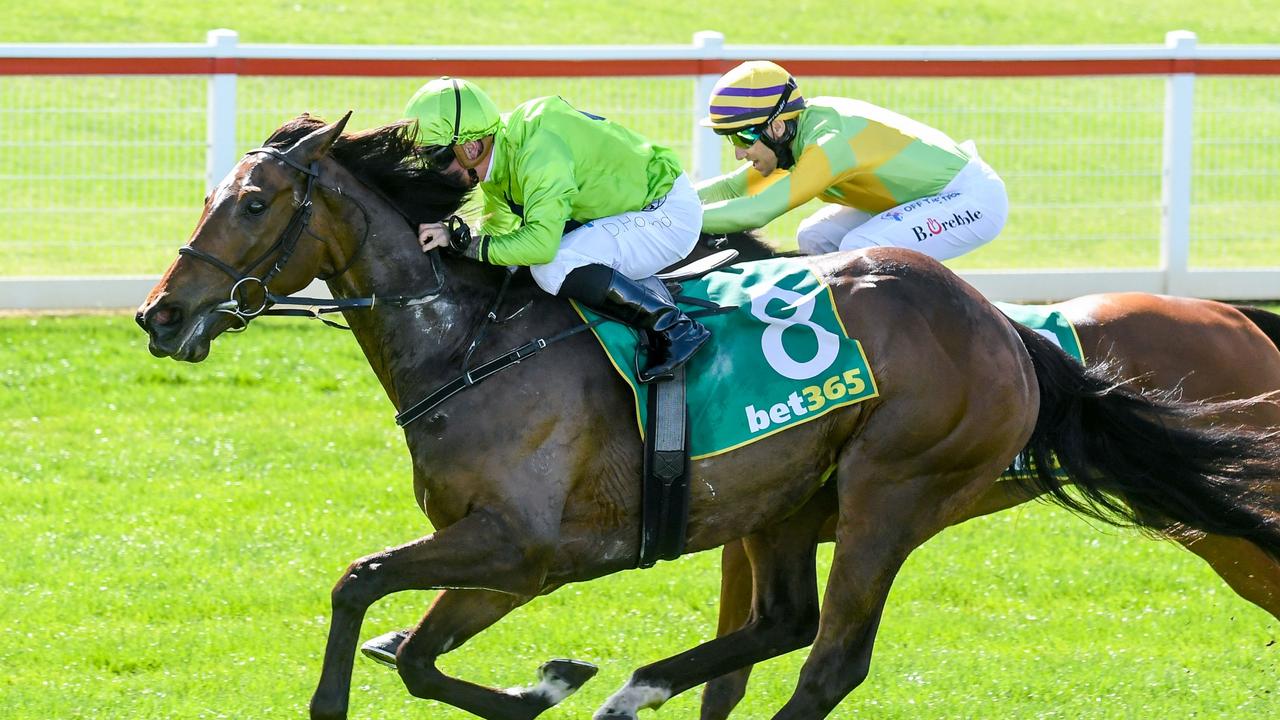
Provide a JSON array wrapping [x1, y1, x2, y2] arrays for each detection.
[[263, 115, 470, 225], [715, 230, 789, 262]]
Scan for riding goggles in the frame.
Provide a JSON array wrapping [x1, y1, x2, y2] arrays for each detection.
[[724, 126, 765, 149], [418, 144, 457, 171]]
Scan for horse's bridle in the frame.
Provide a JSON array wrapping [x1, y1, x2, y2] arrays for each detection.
[[177, 147, 330, 328], [173, 145, 449, 331], [169, 140, 730, 447]]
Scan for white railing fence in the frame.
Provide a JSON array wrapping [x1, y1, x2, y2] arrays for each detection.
[[1, 30, 1277, 309]]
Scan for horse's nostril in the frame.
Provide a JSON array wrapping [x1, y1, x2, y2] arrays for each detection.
[[146, 304, 184, 333]]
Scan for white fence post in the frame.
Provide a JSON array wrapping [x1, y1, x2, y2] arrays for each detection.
[[691, 31, 724, 183], [1161, 30, 1196, 295], [206, 29, 238, 192]]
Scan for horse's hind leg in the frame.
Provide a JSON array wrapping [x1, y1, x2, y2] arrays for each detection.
[[394, 588, 597, 719], [592, 488, 831, 720], [1177, 533, 1280, 619], [698, 480, 1031, 720], [768, 471, 960, 719], [767, 384, 1029, 720], [699, 540, 755, 720], [699, 475, 1045, 720]]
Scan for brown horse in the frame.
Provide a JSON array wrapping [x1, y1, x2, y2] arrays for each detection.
[[702, 290, 1280, 719], [135, 114, 1280, 720]]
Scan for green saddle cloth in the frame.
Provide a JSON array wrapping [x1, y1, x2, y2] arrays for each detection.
[[573, 257, 880, 459], [573, 260, 1086, 461], [993, 301, 1085, 364]]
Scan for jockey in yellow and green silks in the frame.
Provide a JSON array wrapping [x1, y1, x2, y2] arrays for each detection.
[[698, 61, 1008, 261]]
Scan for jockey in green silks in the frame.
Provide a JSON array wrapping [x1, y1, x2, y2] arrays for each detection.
[[404, 77, 709, 383], [698, 61, 1008, 261]]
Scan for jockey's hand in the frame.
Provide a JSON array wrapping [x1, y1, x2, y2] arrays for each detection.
[[418, 216, 488, 261], [417, 222, 452, 253]]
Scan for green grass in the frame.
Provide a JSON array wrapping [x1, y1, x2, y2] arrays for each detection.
[[2, 2, 1279, 709], [0, 315, 1277, 718], [0, 2, 1277, 275]]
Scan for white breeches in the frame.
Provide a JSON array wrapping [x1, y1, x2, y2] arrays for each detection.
[[530, 173, 703, 294], [795, 147, 1008, 262]]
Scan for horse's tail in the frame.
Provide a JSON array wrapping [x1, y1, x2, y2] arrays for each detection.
[[1008, 319, 1280, 556], [1235, 304, 1280, 352]]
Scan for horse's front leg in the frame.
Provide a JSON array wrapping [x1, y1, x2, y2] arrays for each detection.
[[384, 588, 598, 719], [309, 508, 554, 720]]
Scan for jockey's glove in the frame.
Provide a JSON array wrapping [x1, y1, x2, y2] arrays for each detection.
[[446, 216, 491, 263]]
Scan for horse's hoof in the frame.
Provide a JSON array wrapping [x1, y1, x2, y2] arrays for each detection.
[[540, 658, 599, 688], [524, 658, 598, 707], [308, 693, 349, 720], [592, 710, 636, 720], [360, 629, 408, 669]]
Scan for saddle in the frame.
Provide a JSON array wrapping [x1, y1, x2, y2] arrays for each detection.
[[657, 248, 738, 283], [577, 250, 885, 567]]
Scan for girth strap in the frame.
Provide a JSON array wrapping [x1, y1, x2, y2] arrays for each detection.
[[638, 365, 690, 568]]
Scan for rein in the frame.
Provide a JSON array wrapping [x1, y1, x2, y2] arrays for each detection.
[[178, 146, 444, 330], [394, 298, 610, 428], [174, 144, 618, 425], [176, 143, 728, 430]]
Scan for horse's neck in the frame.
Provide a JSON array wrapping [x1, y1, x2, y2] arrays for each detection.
[[317, 171, 543, 410]]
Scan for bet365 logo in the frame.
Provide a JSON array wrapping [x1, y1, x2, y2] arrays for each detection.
[[745, 369, 868, 433], [740, 283, 867, 434]]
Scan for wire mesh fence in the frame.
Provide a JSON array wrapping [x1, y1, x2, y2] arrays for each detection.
[[1190, 76, 1280, 268], [0, 70, 1275, 277]]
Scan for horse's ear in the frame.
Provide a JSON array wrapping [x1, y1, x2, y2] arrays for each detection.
[[287, 110, 353, 162]]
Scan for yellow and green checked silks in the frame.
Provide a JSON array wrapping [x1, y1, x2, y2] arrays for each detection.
[[699, 98, 972, 234]]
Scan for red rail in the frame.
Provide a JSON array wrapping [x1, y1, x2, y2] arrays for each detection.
[[3, 56, 1279, 77]]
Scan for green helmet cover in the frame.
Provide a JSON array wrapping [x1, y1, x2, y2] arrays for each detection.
[[403, 77, 502, 146]]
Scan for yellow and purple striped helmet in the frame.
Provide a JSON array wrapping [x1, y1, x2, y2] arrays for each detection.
[[700, 61, 805, 133]]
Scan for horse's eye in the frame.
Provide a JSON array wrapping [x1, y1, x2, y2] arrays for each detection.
[[245, 199, 267, 216]]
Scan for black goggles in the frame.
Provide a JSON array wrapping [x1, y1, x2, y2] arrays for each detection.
[[418, 78, 463, 171], [418, 144, 457, 171]]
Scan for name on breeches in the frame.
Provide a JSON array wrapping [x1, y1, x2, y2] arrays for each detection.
[[912, 209, 983, 242]]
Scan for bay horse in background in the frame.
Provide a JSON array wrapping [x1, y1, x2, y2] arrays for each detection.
[[697, 238, 1280, 718], [135, 114, 1280, 720]]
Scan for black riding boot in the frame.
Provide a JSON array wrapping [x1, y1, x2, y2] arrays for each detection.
[[560, 264, 710, 383]]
